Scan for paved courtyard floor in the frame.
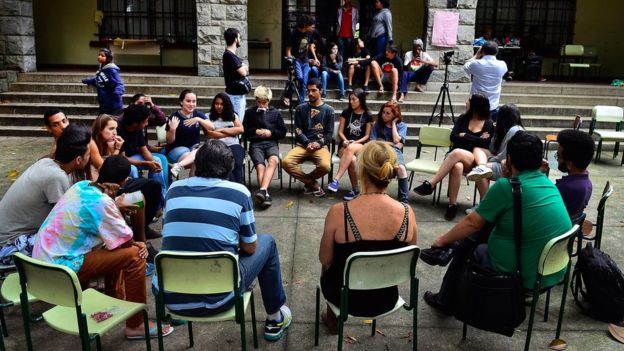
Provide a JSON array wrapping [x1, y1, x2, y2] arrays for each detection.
[[1, 137, 624, 350]]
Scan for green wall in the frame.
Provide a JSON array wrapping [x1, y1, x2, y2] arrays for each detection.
[[33, 0, 193, 67], [247, 0, 282, 70], [392, 0, 426, 52], [573, 0, 623, 78]]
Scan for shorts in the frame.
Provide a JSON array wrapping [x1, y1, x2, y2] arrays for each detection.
[[249, 140, 280, 166], [0, 233, 36, 265]]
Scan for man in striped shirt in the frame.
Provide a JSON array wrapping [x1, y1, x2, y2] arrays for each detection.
[[156, 139, 292, 341]]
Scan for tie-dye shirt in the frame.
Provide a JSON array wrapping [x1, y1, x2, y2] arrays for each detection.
[[33, 181, 133, 272]]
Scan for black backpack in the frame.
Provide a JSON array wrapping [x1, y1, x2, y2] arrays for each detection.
[[571, 243, 624, 323]]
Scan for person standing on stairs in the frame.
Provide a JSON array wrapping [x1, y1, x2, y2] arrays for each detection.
[[223, 28, 250, 122], [82, 48, 125, 115]]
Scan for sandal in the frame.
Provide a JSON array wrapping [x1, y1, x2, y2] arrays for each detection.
[[125, 324, 174, 340]]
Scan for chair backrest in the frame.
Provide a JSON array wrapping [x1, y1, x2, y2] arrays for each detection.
[[560, 44, 584, 57], [538, 225, 579, 276], [12, 253, 82, 307], [155, 251, 239, 294], [156, 125, 167, 144], [418, 126, 452, 147], [344, 245, 420, 290], [333, 121, 340, 143], [592, 106, 624, 124], [597, 181, 613, 213]]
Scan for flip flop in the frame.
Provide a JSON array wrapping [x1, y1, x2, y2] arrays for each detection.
[[125, 325, 174, 340]]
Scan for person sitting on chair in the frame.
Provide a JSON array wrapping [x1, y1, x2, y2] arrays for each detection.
[[319, 141, 418, 332], [422, 131, 572, 316], [399, 38, 437, 101], [243, 86, 287, 208]]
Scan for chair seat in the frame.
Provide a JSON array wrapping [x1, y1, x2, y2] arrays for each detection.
[[405, 159, 443, 174], [42, 288, 146, 336], [569, 63, 590, 68], [332, 155, 341, 164], [593, 130, 624, 141], [1, 273, 37, 305], [326, 295, 406, 320], [167, 291, 252, 323]]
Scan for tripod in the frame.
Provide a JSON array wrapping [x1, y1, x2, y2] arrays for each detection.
[[429, 58, 455, 126], [281, 63, 301, 148]]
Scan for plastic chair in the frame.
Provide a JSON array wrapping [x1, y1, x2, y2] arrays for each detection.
[[556, 45, 588, 80], [524, 225, 579, 351], [154, 251, 257, 351], [242, 136, 283, 190], [0, 272, 39, 343], [405, 126, 452, 205], [12, 253, 151, 351], [574, 181, 613, 253], [589, 106, 624, 165], [543, 115, 583, 158], [329, 121, 342, 183], [314, 245, 420, 351]]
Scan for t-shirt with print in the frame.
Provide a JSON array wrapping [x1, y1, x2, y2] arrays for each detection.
[[476, 170, 572, 289], [0, 158, 71, 245], [340, 110, 372, 142], [289, 30, 312, 61], [32, 181, 133, 272], [403, 51, 433, 71], [117, 124, 146, 157], [211, 117, 239, 146], [166, 110, 208, 152]]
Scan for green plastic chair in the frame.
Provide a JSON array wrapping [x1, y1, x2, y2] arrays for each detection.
[[314, 245, 420, 351], [524, 224, 580, 351], [154, 251, 258, 351], [0, 272, 39, 345], [12, 253, 151, 351], [405, 126, 452, 205], [329, 121, 342, 183], [589, 106, 624, 165]]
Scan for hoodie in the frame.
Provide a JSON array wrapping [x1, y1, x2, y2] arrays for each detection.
[[82, 63, 125, 114]]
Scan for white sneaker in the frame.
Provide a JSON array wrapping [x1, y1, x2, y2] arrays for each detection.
[[170, 163, 182, 178], [465, 205, 477, 215], [466, 165, 493, 181]]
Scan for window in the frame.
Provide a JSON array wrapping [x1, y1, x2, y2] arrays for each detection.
[[98, 0, 196, 45], [476, 0, 576, 55]]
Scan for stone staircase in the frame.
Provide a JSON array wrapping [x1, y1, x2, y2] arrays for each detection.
[[1, 71, 623, 146]]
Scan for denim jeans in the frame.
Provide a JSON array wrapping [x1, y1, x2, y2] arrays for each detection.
[[129, 154, 167, 201], [294, 58, 311, 104], [167, 146, 193, 163], [239, 234, 287, 314], [337, 37, 354, 61], [490, 107, 501, 122], [373, 35, 388, 57], [151, 152, 169, 189], [228, 144, 245, 184], [400, 65, 434, 93], [321, 70, 345, 96], [228, 94, 247, 122]]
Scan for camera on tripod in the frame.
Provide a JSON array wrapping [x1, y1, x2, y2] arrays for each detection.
[[443, 50, 454, 65]]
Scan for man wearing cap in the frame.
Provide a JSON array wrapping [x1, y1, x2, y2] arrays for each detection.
[[399, 39, 437, 101], [363, 45, 403, 101], [464, 41, 507, 121], [243, 86, 287, 208]]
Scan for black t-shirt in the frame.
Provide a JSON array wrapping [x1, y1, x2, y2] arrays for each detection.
[[117, 124, 146, 157], [340, 110, 372, 141], [289, 30, 312, 61], [354, 47, 370, 60], [223, 50, 245, 95], [373, 53, 403, 76]]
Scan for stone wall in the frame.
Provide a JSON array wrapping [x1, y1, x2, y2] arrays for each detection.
[[196, 0, 248, 77], [425, 0, 478, 83], [0, 70, 18, 93], [0, 0, 36, 72]]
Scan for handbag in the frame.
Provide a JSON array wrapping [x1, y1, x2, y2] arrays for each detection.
[[454, 177, 527, 337], [233, 75, 252, 94]]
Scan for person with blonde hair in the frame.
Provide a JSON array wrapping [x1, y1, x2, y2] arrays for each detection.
[[319, 140, 418, 332], [243, 86, 287, 208]]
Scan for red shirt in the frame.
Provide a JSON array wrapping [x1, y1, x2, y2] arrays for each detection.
[[338, 8, 353, 38]]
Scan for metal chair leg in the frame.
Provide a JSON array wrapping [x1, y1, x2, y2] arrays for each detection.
[[371, 319, 376, 336], [142, 310, 152, 351], [188, 321, 194, 348], [525, 279, 542, 351], [544, 289, 551, 322], [314, 287, 320, 346], [250, 291, 258, 349]]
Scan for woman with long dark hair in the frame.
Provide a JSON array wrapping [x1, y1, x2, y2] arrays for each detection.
[[327, 88, 372, 200], [413, 94, 494, 220], [206, 93, 245, 184]]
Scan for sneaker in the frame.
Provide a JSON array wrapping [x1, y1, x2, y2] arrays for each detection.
[[327, 179, 340, 192], [466, 165, 493, 181], [321, 93, 327, 99], [170, 163, 182, 178], [465, 205, 477, 215], [254, 189, 267, 202], [420, 245, 455, 267], [261, 194, 273, 208], [413, 181, 434, 196], [343, 189, 360, 201], [363, 85, 369, 93], [346, 85, 353, 93], [444, 204, 458, 221], [303, 185, 316, 195], [423, 291, 452, 316], [338, 94, 346, 101], [264, 305, 292, 341]]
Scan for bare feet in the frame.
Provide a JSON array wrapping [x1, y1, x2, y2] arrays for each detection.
[[391, 94, 397, 102], [415, 84, 424, 92], [398, 93, 405, 102], [124, 321, 173, 339]]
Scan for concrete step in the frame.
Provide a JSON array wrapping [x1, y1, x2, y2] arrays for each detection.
[[5, 84, 624, 106]]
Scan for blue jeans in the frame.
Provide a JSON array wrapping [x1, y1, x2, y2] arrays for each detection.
[[490, 107, 500, 122], [401, 66, 434, 93], [373, 35, 388, 57], [228, 94, 246, 122], [151, 152, 169, 189], [294, 58, 310, 104], [228, 144, 245, 184], [321, 70, 345, 96], [167, 146, 193, 163], [129, 154, 167, 202]]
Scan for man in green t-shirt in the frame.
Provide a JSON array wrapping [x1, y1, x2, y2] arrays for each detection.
[[423, 131, 572, 314]]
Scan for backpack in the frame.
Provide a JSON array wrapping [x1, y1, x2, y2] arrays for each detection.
[[571, 243, 624, 323]]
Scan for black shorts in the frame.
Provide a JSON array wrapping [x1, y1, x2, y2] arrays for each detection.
[[249, 140, 280, 166]]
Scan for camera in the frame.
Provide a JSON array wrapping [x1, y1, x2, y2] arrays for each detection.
[[443, 50, 454, 65], [283, 56, 295, 68]]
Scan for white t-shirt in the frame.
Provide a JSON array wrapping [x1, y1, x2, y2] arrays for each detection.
[[403, 51, 433, 71], [463, 55, 508, 111], [0, 158, 70, 245]]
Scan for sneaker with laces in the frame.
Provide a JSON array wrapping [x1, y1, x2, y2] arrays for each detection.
[[466, 165, 493, 181], [264, 305, 292, 341], [327, 179, 340, 192], [343, 189, 360, 201], [413, 181, 434, 196], [170, 163, 182, 178], [363, 85, 369, 93], [338, 94, 346, 101], [261, 194, 273, 208], [465, 205, 477, 215], [254, 189, 267, 202], [346, 85, 353, 93], [444, 204, 458, 221]]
